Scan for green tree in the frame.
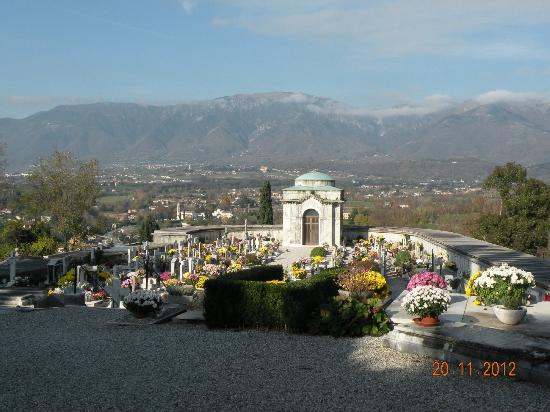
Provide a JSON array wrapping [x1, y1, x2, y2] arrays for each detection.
[[138, 214, 160, 242], [26, 235, 58, 256], [474, 163, 550, 255], [1, 219, 34, 246], [257, 181, 273, 224], [348, 208, 359, 224], [353, 213, 368, 226], [23, 151, 99, 249]]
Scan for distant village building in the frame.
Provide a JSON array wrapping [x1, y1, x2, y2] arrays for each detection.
[[212, 209, 233, 219], [282, 172, 343, 246]]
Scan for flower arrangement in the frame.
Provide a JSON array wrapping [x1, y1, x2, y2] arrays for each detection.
[[464, 271, 482, 298], [163, 278, 180, 288], [202, 264, 223, 278], [58, 271, 75, 288], [216, 247, 227, 256], [406, 272, 447, 290], [291, 267, 308, 280], [226, 263, 242, 273], [266, 280, 286, 285], [205, 254, 213, 263], [472, 263, 535, 307], [123, 289, 162, 317], [98, 271, 111, 281], [48, 287, 63, 295], [167, 248, 178, 256], [159, 272, 173, 281], [258, 245, 270, 256], [195, 275, 209, 289], [312, 255, 325, 265], [92, 290, 108, 301], [183, 272, 201, 286], [121, 278, 132, 288], [402, 285, 451, 319], [338, 269, 390, 299]]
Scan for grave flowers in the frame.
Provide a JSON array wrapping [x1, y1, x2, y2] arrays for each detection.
[[123, 289, 163, 318], [402, 285, 451, 326], [337, 267, 390, 300], [406, 272, 447, 290], [472, 263, 535, 325]]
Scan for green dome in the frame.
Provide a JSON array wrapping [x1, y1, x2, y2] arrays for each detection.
[[296, 171, 334, 181]]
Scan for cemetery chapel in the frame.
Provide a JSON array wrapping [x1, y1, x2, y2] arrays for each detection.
[[282, 171, 344, 247]]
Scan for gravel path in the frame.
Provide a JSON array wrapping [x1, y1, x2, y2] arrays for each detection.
[[0, 308, 548, 411]]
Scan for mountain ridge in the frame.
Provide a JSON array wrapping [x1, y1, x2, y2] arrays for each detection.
[[2, 92, 550, 170]]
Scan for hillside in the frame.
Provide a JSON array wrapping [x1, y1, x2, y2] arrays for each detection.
[[1, 92, 550, 170]]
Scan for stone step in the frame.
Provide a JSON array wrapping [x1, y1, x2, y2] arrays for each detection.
[[173, 310, 205, 323]]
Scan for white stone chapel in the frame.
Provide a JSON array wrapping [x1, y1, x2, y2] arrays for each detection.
[[282, 171, 344, 246]]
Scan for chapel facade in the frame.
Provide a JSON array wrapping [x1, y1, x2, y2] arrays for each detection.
[[282, 171, 344, 246]]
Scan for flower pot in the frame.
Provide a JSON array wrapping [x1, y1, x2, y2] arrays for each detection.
[[493, 305, 527, 325], [413, 316, 440, 327], [166, 295, 192, 306]]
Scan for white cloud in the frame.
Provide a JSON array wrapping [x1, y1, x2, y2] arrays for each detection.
[[214, 0, 550, 58], [179, 0, 196, 15], [473, 90, 547, 105], [302, 93, 456, 118]]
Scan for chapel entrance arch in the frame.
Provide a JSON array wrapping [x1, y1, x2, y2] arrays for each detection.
[[302, 209, 319, 245]]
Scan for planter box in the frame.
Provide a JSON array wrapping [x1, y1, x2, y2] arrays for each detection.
[[166, 295, 193, 306]]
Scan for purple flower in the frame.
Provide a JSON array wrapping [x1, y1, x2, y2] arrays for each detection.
[[160, 272, 173, 281], [406, 272, 447, 290]]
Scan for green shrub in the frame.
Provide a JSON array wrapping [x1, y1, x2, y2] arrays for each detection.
[[310, 247, 328, 258], [310, 297, 391, 337], [394, 250, 414, 274], [166, 284, 194, 296], [223, 265, 284, 282], [204, 270, 338, 332]]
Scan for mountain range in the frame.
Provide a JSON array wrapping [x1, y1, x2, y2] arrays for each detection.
[[2, 92, 550, 171]]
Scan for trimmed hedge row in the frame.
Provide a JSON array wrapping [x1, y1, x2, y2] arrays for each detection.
[[222, 265, 284, 281], [204, 270, 339, 332]]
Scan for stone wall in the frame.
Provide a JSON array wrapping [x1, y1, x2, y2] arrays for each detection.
[[153, 225, 283, 245]]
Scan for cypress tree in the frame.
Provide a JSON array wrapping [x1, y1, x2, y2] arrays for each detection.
[[258, 181, 274, 224]]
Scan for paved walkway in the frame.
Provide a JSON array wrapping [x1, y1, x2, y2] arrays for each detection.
[[272, 246, 314, 270]]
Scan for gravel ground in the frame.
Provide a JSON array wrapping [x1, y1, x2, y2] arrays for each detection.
[[0, 308, 548, 411]]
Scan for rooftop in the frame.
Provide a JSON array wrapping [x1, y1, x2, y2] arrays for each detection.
[[295, 171, 334, 182]]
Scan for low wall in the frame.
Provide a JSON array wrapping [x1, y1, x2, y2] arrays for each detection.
[[153, 225, 283, 245], [366, 226, 550, 294]]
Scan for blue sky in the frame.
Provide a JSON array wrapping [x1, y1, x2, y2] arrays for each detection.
[[2, 0, 550, 118]]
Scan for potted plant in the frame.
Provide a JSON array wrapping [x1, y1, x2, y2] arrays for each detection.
[[494, 293, 527, 325], [472, 263, 535, 325], [401, 285, 451, 326], [445, 260, 458, 272], [164, 281, 194, 306], [123, 290, 163, 318]]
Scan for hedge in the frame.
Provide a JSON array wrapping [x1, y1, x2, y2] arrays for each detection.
[[204, 270, 339, 332], [222, 265, 284, 282]]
